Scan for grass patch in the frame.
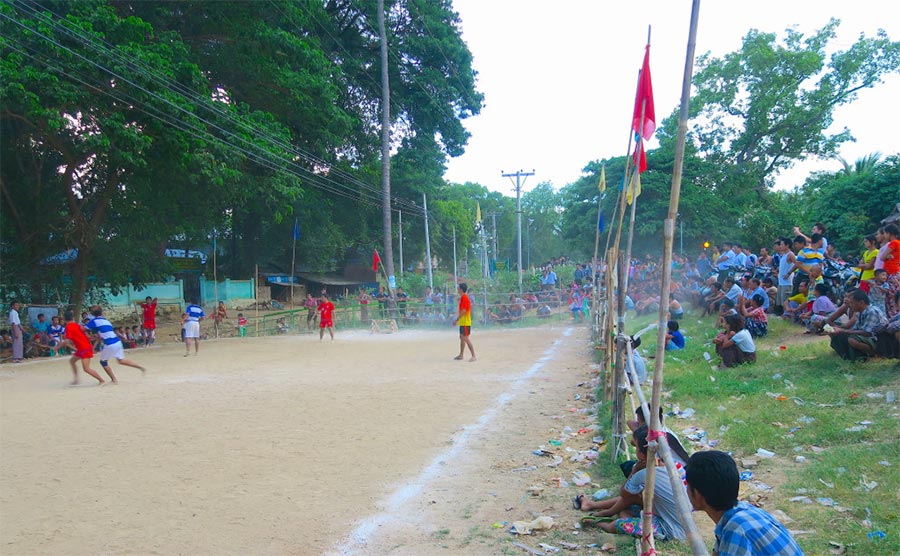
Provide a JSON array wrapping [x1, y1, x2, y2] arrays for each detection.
[[591, 311, 900, 553]]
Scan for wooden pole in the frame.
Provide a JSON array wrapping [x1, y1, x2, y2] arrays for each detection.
[[213, 231, 219, 339], [255, 264, 260, 337], [642, 4, 708, 555]]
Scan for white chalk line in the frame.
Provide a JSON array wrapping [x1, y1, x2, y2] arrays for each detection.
[[327, 327, 574, 556]]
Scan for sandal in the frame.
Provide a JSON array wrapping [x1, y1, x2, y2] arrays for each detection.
[[572, 494, 584, 510], [580, 515, 615, 527]]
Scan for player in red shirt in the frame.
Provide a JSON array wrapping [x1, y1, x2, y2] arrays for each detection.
[[317, 293, 336, 341], [140, 296, 158, 346], [60, 309, 107, 385]]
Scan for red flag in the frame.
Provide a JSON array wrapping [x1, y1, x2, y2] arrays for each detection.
[[372, 249, 381, 272], [633, 135, 648, 174], [632, 45, 655, 141]]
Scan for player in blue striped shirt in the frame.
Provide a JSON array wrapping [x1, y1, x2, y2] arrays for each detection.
[[183, 301, 205, 356], [686, 451, 802, 556], [85, 306, 146, 383]]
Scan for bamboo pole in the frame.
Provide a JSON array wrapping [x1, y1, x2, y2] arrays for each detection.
[[642, 2, 707, 555], [255, 264, 260, 337]]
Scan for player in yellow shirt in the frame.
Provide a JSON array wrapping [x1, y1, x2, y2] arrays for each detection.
[[453, 283, 476, 362]]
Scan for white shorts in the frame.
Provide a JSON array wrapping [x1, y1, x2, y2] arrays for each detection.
[[184, 320, 200, 338], [99, 341, 125, 362]]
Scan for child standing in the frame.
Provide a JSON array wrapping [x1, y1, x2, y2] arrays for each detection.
[[237, 313, 248, 337]]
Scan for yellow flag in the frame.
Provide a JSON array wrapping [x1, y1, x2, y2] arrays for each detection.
[[476, 202, 482, 224], [598, 165, 606, 193], [626, 171, 641, 205]]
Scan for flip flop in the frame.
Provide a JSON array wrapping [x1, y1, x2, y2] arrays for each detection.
[[579, 515, 615, 527], [572, 495, 584, 510]]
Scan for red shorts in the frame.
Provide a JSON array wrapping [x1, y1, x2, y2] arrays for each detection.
[[459, 326, 471, 337], [143, 321, 156, 330], [320, 318, 333, 328], [74, 348, 93, 359]]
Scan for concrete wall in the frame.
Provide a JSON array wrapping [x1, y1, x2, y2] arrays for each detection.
[[199, 279, 256, 309]]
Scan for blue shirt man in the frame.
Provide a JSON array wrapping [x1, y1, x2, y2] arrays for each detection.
[[686, 451, 802, 556]]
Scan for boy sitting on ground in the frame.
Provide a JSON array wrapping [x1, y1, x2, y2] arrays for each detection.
[[801, 283, 837, 334], [665, 320, 686, 350]]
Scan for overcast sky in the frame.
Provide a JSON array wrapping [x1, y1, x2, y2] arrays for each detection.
[[444, 0, 900, 195]]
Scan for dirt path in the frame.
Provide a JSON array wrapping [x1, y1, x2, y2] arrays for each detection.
[[0, 324, 620, 556]]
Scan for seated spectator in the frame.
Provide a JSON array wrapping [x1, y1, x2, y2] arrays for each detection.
[[827, 289, 887, 361], [761, 277, 777, 311], [783, 281, 810, 323], [801, 283, 837, 334], [665, 320, 685, 351], [703, 282, 725, 317], [746, 277, 769, 312], [536, 304, 552, 318], [668, 295, 684, 320], [880, 291, 900, 348], [738, 294, 768, 337], [723, 277, 742, 305], [864, 269, 890, 314], [624, 406, 690, 472], [572, 426, 687, 541], [626, 335, 648, 385], [686, 451, 803, 556], [130, 325, 142, 346], [714, 314, 756, 368]]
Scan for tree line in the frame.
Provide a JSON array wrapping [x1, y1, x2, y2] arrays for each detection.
[[2, 5, 898, 307]]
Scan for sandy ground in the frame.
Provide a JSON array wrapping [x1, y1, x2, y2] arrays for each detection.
[[0, 322, 640, 556]]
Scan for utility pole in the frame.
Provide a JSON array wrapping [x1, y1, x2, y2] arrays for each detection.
[[398, 209, 404, 279], [423, 193, 434, 290], [377, 0, 395, 291], [502, 169, 535, 294], [452, 226, 458, 291], [490, 212, 498, 265]]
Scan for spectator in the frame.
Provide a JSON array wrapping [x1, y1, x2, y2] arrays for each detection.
[[800, 283, 837, 334], [668, 295, 684, 321], [696, 250, 713, 280], [756, 247, 773, 268], [761, 277, 777, 311], [880, 224, 900, 318], [7, 301, 24, 363], [793, 222, 828, 254], [746, 277, 769, 312], [686, 451, 802, 556], [864, 269, 890, 315], [774, 237, 796, 314], [723, 277, 742, 305], [782, 281, 810, 323], [665, 320, 686, 351], [237, 313, 248, 337], [827, 289, 886, 361], [738, 294, 768, 338], [714, 314, 756, 368], [572, 426, 687, 541]]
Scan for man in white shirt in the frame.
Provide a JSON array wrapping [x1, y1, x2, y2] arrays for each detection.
[[8, 301, 24, 362]]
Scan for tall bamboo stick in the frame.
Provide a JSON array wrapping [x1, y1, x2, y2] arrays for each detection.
[[643, 1, 707, 555]]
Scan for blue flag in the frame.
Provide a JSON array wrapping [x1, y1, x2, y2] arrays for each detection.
[[598, 212, 605, 233], [292, 217, 300, 240]]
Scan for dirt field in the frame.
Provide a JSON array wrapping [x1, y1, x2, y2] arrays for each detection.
[[0, 323, 625, 556]]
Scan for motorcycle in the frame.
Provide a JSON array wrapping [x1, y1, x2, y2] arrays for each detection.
[[823, 258, 858, 302]]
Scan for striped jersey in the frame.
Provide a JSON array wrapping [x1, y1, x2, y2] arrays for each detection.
[[85, 316, 121, 346], [185, 304, 205, 322]]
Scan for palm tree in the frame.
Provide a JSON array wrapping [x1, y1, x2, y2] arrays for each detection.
[[837, 153, 882, 176]]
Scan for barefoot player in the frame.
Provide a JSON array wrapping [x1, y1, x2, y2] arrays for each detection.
[[140, 296, 158, 346], [453, 283, 476, 362], [60, 309, 106, 385], [86, 306, 146, 379]]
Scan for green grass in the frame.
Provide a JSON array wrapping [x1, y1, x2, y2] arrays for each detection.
[[588, 312, 900, 554]]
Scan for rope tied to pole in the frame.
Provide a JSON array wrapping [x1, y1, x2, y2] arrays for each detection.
[[647, 428, 667, 442]]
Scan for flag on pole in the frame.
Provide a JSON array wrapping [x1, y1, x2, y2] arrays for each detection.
[[475, 202, 482, 225], [598, 164, 606, 193], [633, 133, 648, 174], [372, 249, 381, 272], [632, 45, 656, 141], [626, 170, 642, 205], [598, 211, 605, 232], [292, 217, 300, 240]]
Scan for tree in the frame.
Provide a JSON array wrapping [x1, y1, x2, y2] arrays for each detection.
[[801, 154, 900, 255], [688, 19, 900, 195]]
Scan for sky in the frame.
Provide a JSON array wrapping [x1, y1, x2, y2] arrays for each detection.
[[444, 0, 900, 195]]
